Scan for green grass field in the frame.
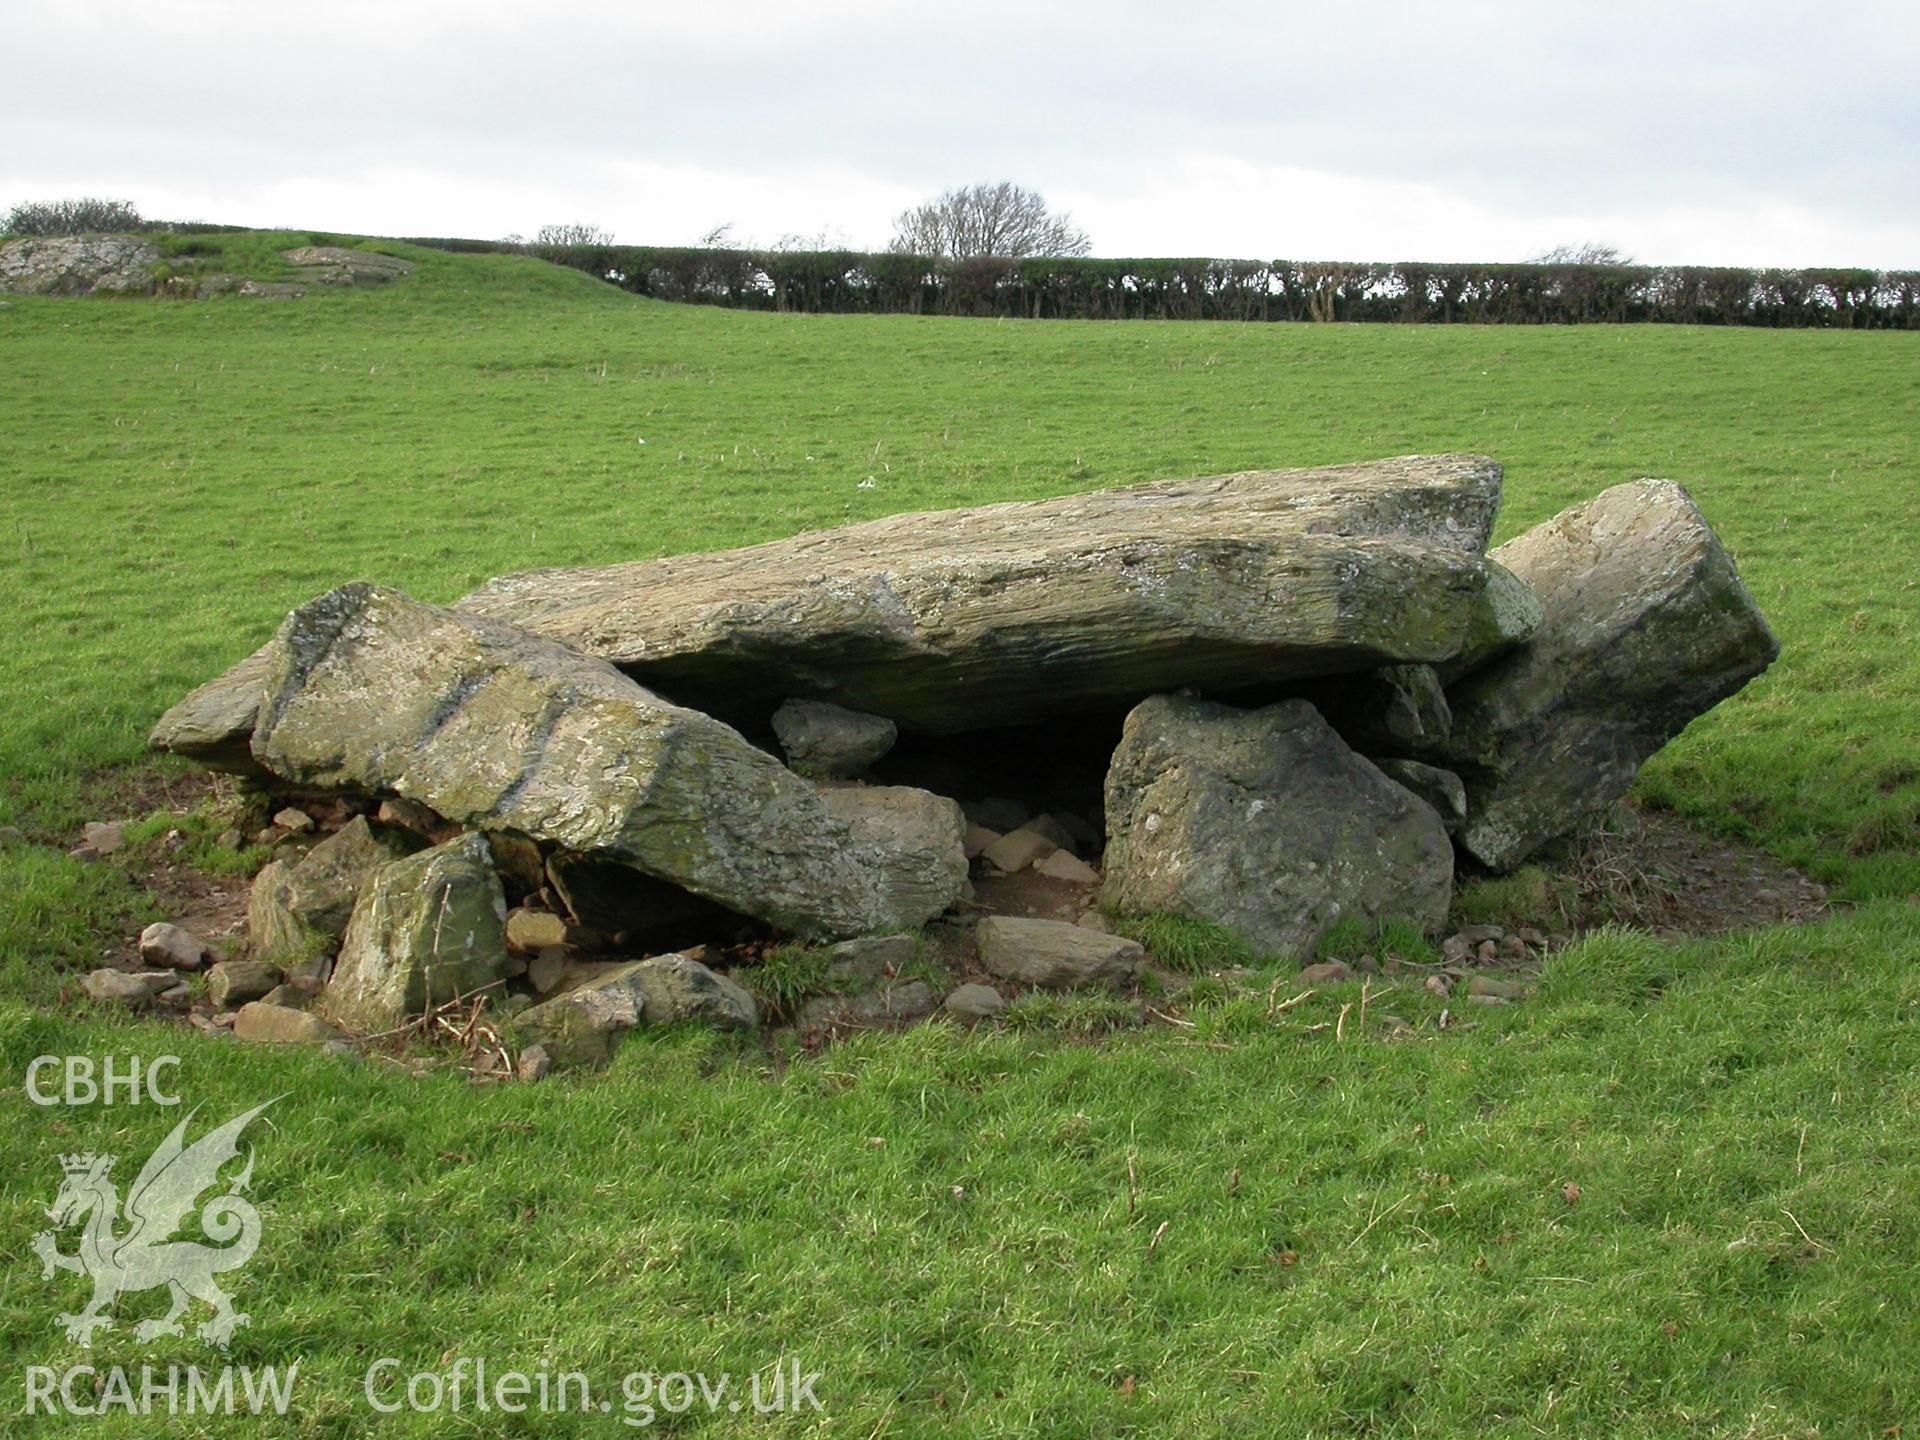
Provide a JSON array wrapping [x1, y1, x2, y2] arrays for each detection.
[[2, 236, 1917, 1435]]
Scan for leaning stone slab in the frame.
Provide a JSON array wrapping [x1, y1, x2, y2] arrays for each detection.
[[1436, 480, 1779, 871], [975, 916, 1143, 990], [323, 833, 512, 1033], [514, 954, 759, 1069], [242, 583, 964, 938], [1102, 695, 1453, 958]]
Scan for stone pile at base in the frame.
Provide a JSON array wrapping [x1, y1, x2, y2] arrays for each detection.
[[147, 454, 1778, 1069]]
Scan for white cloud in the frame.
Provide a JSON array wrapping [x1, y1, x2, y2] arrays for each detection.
[[4, 0, 1916, 265]]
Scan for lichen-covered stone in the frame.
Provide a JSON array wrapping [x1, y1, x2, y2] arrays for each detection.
[[154, 455, 1503, 745], [323, 833, 512, 1032], [1436, 480, 1779, 871], [243, 583, 966, 938], [1436, 560, 1543, 683], [0, 234, 160, 297], [815, 786, 970, 930], [1102, 695, 1452, 958], [281, 816, 417, 937]]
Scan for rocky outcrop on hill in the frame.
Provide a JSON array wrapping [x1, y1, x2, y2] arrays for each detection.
[[282, 246, 414, 285], [0, 235, 159, 296], [0, 236, 414, 301], [147, 454, 1777, 1066]]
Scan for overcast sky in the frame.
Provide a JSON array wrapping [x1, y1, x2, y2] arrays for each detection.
[[7, 0, 1917, 266]]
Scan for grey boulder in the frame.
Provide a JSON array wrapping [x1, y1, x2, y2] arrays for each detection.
[[772, 699, 897, 778], [323, 833, 513, 1033], [1101, 695, 1453, 958], [1436, 480, 1779, 871], [816, 786, 970, 928], [975, 916, 1143, 989]]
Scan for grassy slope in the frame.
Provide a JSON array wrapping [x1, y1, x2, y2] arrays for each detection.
[[1, 237, 1917, 1435]]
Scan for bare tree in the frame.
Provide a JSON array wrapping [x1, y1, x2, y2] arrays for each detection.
[[1532, 242, 1634, 265], [889, 182, 1091, 260], [534, 222, 613, 248], [697, 222, 736, 248]]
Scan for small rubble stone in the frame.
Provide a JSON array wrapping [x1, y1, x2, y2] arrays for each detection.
[[517, 1044, 552, 1082], [825, 934, 916, 986], [943, 983, 1006, 1019], [83, 821, 125, 855], [139, 922, 206, 970], [981, 826, 1058, 873], [1035, 850, 1100, 884], [207, 960, 282, 1009], [975, 916, 1142, 990], [962, 824, 1001, 859], [514, 953, 759, 1068], [1299, 960, 1355, 985], [799, 981, 938, 1029], [505, 907, 579, 953], [232, 1002, 346, 1044], [964, 798, 1030, 833], [770, 698, 898, 778], [81, 970, 177, 1005], [1466, 975, 1526, 1000], [272, 807, 315, 833], [527, 948, 572, 995]]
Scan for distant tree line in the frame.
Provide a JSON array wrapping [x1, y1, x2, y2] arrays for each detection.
[[405, 237, 1920, 329]]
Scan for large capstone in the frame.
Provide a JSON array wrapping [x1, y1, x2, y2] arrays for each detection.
[[323, 833, 514, 1032], [1434, 480, 1780, 872], [245, 583, 965, 938], [155, 455, 1501, 747], [1102, 695, 1453, 958]]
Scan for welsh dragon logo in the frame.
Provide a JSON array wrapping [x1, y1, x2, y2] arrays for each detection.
[[33, 1099, 277, 1348]]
